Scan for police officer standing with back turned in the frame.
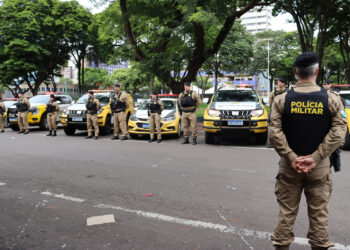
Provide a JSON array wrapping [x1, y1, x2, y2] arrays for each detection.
[[178, 82, 201, 145], [269, 52, 347, 250], [85, 91, 101, 140], [0, 92, 5, 133], [16, 90, 30, 134], [148, 91, 164, 143], [110, 83, 129, 141], [46, 94, 60, 137]]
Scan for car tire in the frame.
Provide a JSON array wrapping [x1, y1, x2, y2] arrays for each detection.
[[205, 132, 215, 144], [10, 124, 19, 131], [39, 113, 48, 131], [100, 116, 112, 135], [129, 133, 138, 139], [255, 132, 268, 145], [175, 122, 181, 138], [64, 126, 76, 136], [341, 129, 350, 150]]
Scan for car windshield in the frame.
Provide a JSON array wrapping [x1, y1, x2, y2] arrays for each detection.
[[139, 100, 176, 110], [213, 90, 258, 102], [76, 94, 110, 106], [29, 95, 50, 104], [4, 101, 16, 108], [340, 94, 350, 108]]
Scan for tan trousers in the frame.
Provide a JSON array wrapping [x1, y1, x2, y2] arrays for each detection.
[[47, 112, 58, 131], [87, 114, 99, 136], [18, 111, 29, 132], [271, 157, 334, 249], [113, 112, 127, 136], [149, 113, 161, 140], [182, 111, 197, 138], [0, 114, 4, 130]]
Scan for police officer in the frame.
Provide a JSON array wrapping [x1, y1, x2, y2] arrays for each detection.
[[148, 91, 164, 143], [322, 80, 331, 91], [46, 94, 60, 137], [85, 91, 101, 140], [269, 78, 287, 106], [178, 82, 201, 145], [269, 52, 347, 250], [110, 83, 129, 141], [16, 90, 30, 134], [0, 92, 5, 133]]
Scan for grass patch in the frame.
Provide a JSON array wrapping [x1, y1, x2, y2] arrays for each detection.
[[196, 103, 208, 117]]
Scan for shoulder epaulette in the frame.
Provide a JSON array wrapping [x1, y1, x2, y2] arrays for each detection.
[[329, 90, 340, 96]]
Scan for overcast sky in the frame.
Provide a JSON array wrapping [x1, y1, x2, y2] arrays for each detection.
[[72, 0, 297, 32]]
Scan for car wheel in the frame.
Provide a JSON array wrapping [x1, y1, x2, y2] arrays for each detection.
[[205, 132, 215, 144], [341, 129, 350, 150], [10, 124, 19, 131], [100, 116, 112, 135], [39, 113, 48, 131], [64, 126, 76, 136], [255, 132, 268, 145], [175, 122, 181, 138]]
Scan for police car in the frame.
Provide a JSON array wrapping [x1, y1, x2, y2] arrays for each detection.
[[203, 85, 268, 144], [339, 90, 350, 149], [128, 94, 182, 138]]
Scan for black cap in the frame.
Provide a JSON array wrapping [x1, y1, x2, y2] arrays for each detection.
[[88, 91, 94, 95], [184, 82, 191, 86], [50, 94, 55, 98], [278, 78, 286, 84], [18, 90, 25, 94], [151, 91, 158, 95], [114, 83, 121, 88], [294, 52, 318, 68]]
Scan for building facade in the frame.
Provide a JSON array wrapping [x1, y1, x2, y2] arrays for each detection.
[[240, 7, 272, 33]]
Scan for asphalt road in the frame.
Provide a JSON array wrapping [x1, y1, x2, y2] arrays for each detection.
[[0, 127, 349, 250]]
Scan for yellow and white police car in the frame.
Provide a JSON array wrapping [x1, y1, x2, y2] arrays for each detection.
[[339, 90, 350, 150], [203, 85, 268, 144]]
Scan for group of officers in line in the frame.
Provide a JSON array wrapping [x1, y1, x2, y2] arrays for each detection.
[[84, 82, 201, 144], [0, 82, 202, 145]]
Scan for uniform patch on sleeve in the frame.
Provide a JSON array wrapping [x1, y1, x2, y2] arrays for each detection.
[[341, 110, 347, 118]]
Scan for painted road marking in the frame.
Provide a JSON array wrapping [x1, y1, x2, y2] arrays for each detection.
[[39, 191, 349, 249], [0, 182, 6, 186], [41, 191, 85, 203], [87, 214, 115, 226]]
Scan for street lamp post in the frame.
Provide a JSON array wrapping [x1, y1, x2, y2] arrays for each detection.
[[267, 40, 270, 100]]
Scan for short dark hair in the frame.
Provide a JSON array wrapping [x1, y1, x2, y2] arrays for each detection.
[[88, 91, 94, 95]]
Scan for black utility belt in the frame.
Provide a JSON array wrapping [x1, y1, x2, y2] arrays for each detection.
[[183, 109, 195, 113], [47, 112, 57, 114], [18, 110, 28, 112], [113, 110, 125, 113], [150, 112, 161, 115], [87, 111, 97, 115]]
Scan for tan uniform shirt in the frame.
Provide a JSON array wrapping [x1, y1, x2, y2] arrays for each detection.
[[86, 98, 101, 114], [111, 92, 129, 111], [269, 82, 347, 165], [0, 101, 5, 116], [269, 89, 287, 106], [18, 97, 30, 110], [178, 90, 201, 112], [48, 101, 60, 113]]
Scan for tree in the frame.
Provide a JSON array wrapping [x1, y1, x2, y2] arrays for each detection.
[[251, 31, 301, 89], [273, 0, 339, 84], [202, 22, 254, 92], [98, 0, 272, 94], [0, 0, 73, 96], [84, 68, 110, 90], [194, 73, 212, 100]]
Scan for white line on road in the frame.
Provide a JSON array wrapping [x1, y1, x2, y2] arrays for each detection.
[[0, 182, 6, 186], [40, 192, 349, 249], [230, 146, 274, 151], [41, 191, 85, 203]]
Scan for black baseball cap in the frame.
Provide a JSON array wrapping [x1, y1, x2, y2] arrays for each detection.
[[18, 90, 25, 94], [114, 83, 121, 87], [151, 90, 158, 95], [324, 80, 331, 84], [50, 94, 55, 98], [294, 52, 318, 68], [88, 91, 94, 95], [184, 82, 191, 86], [278, 78, 286, 84]]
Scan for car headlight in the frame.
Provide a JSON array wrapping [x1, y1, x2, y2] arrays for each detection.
[[251, 109, 264, 117], [208, 109, 220, 117], [98, 109, 103, 114], [130, 114, 137, 121], [162, 115, 176, 121], [29, 107, 39, 115], [62, 109, 68, 115]]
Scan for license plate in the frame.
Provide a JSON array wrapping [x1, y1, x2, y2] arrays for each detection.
[[9, 117, 17, 121], [72, 117, 83, 122], [228, 120, 243, 126], [143, 124, 150, 129]]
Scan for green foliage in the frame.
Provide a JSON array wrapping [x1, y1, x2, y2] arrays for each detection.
[[84, 68, 110, 89]]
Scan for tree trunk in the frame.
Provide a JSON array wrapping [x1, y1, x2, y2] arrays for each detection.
[[82, 56, 85, 93], [77, 61, 81, 94], [214, 64, 219, 92]]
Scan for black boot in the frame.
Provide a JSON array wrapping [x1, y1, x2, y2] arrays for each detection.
[[95, 136, 99, 140], [182, 137, 189, 144], [0, 130, 4, 133], [157, 139, 161, 143], [53, 130, 57, 137], [85, 135, 92, 139], [18, 131, 24, 134], [148, 138, 155, 143], [111, 135, 119, 140], [47, 130, 52, 136], [23, 131, 29, 134], [192, 138, 197, 145], [121, 136, 128, 141]]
